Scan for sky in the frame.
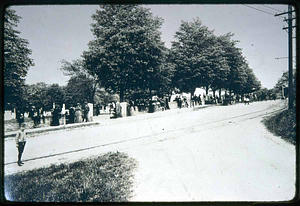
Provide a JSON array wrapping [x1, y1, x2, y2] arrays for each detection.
[[9, 4, 294, 89]]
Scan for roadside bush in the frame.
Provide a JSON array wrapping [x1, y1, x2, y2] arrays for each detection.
[[4, 152, 137, 202], [263, 108, 296, 145]]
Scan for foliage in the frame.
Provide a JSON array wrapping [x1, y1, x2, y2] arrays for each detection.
[[4, 152, 137, 202], [24, 83, 65, 110], [263, 109, 296, 145], [206, 37, 230, 92], [4, 8, 34, 109], [217, 33, 247, 94], [64, 74, 97, 106], [170, 21, 261, 96], [60, 59, 120, 106], [46, 84, 66, 108], [170, 19, 216, 94], [23, 82, 48, 110], [241, 65, 261, 94], [272, 70, 296, 98], [83, 5, 169, 101]]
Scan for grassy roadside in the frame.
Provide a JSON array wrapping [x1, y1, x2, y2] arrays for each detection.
[[4, 152, 138, 202], [263, 108, 296, 145]]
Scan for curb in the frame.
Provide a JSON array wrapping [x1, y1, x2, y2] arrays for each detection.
[[4, 122, 100, 138], [193, 105, 210, 111]]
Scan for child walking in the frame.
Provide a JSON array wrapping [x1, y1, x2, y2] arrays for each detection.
[[15, 123, 27, 166]]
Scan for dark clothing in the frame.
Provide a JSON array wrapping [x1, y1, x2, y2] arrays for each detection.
[[165, 97, 170, 110], [83, 104, 90, 122], [68, 107, 75, 123], [51, 108, 60, 126], [33, 110, 39, 127], [17, 142, 26, 159], [16, 111, 24, 128]]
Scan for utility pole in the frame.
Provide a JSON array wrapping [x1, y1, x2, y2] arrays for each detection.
[[288, 5, 293, 110], [275, 5, 296, 110]]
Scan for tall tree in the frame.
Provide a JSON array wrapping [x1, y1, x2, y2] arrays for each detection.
[[4, 8, 34, 109], [46, 84, 65, 108], [64, 74, 97, 106], [205, 37, 230, 96], [83, 5, 167, 102], [24, 82, 48, 109], [241, 65, 261, 94], [217, 33, 246, 95], [273, 71, 289, 94], [170, 18, 216, 96]]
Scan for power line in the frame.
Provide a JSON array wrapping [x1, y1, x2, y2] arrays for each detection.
[[262, 5, 284, 13], [243, 4, 274, 15], [243, 4, 284, 18]]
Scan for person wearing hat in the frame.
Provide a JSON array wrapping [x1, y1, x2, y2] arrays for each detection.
[[15, 123, 27, 166]]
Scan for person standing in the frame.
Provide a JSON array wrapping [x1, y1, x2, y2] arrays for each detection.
[[68, 104, 75, 124], [164, 95, 170, 110], [75, 103, 82, 123], [16, 109, 24, 128], [115, 101, 121, 118], [51, 105, 60, 126], [175, 96, 180, 108], [198, 94, 201, 105], [32, 106, 38, 127], [83, 102, 90, 122], [40, 107, 45, 124], [96, 104, 100, 116], [15, 123, 27, 166]]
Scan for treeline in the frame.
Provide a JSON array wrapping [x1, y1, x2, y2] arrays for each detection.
[[5, 81, 118, 112], [5, 5, 263, 111], [82, 5, 262, 102]]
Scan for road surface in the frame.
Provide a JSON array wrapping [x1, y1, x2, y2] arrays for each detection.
[[4, 99, 296, 202]]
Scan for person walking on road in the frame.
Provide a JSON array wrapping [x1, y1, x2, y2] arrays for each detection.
[[15, 123, 27, 166]]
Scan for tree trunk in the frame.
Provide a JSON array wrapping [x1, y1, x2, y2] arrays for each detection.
[[206, 86, 209, 95], [219, 89, 221, 98]]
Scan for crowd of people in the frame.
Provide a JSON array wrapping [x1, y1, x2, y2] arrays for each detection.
[[13, 91, 280, 131], [14, 102, 91, 129], [16, 106, 45, 128], [57, 102, 90, 125]]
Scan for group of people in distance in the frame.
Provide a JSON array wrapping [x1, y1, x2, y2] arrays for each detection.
[[64, 102, 90, 124], [51, 102, 90, 126], [16, 106, 45, 128]]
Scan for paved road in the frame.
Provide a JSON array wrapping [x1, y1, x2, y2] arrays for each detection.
[[4, 100, 296, 202]]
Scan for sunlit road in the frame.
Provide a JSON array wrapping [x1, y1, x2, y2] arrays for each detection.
[[4, 100, 296, 201]]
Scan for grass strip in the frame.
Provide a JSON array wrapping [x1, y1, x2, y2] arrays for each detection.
[[4, 151, 138, 202], [263, 108, 296, 145]]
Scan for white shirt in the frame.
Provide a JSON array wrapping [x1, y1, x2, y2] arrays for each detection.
[[15, 130, 26, 146]]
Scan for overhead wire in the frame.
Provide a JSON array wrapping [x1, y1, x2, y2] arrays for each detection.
[[243, 4, 295, 35], [243, 4, 275, 16], [262, 5, 284, 13], [243, 4, 285, 19]]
